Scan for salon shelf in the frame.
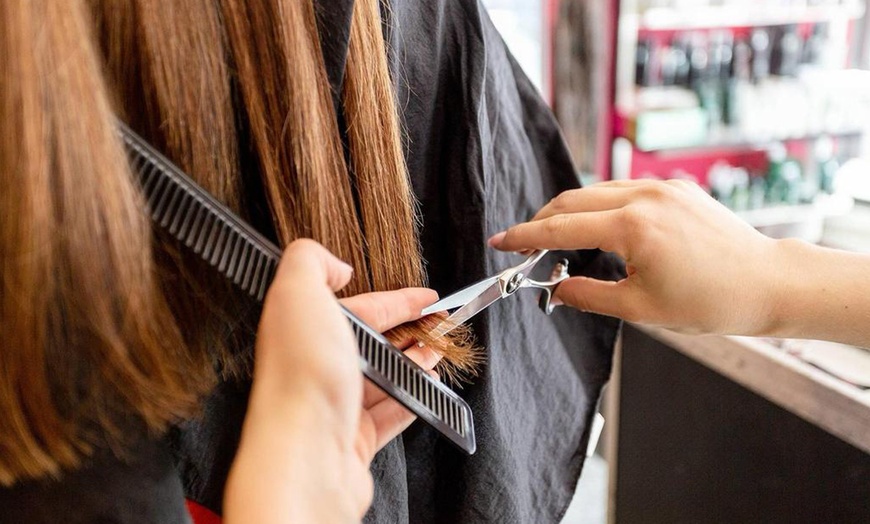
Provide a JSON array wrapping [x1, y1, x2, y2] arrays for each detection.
[[626, 1, 865, 32], [620, 126, 865, 155], [735, 193, 854, 228]]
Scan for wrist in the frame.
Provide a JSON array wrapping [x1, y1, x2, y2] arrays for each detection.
[[225, 391, 349, 523], [247, 372, 350, 452], [758, 237, 816, 339]]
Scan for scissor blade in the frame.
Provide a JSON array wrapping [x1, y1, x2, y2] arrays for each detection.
[[427, 282, 503, 338], [421, 275, 500, 316]]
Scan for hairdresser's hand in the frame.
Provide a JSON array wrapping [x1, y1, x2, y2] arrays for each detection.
[[224, 239, 437, 524], [489, 180, 780, 336], [339, 291, 442, 451]]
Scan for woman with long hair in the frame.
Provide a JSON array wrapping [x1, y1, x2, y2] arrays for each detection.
[[0, 0, 622, 522], [1, 0, 442, 520]]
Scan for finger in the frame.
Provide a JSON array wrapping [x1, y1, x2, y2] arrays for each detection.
[[365, 369, 438, 451], [340, 288, 438, 333], [532, 186, 635, 221], [386, 335, 417, 350], [590, 179, 662, 189], [535, 180, 702, 222], [554, 276, 640, 321], [278, 238, 353, 292], [367, 398, 416, 452], [402, 343, 443, 371], [362, 381, 383, 409], [491, 210, 627, 256], [356, 413, 378, 464], [384, 311, 448, 349]]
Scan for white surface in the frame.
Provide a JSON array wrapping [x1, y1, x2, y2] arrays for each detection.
[[777, 339, 870, 389], [560, 454, 608, 524]]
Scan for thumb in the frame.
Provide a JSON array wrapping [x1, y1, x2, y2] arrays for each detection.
[[555, 277, 638, 322], [279, 238, 354, 293]]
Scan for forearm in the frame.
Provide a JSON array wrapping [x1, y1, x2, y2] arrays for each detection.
[[763, 238, 870, 347]]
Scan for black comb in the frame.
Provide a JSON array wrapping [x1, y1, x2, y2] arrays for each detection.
[[119, 122, 475, 454]]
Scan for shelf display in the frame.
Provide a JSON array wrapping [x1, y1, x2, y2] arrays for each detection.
[[577, 0, 870, 229]]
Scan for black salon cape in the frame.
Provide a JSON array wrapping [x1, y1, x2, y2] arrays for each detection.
[[0, 1, 621, 522]]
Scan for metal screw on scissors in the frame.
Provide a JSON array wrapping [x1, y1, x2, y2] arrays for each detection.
[[420, 249, 571, 338]]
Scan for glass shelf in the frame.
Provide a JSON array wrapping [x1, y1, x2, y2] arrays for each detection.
[[624, 127, 865, 155]]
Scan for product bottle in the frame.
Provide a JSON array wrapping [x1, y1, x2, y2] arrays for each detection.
[[749, 175, 767, 209], [725, 37, 752, 127], [815, 136, 840, 195], [672, 35, 692, 88], [731, 167, 751, 211], [750, 28, 771, 83], [771, 25, 802, 77], [782, 160, 803, 205], [766, 143, 788, 204], [708, 162, 736, 208], [636, 38, 652, 87], [690, 33, 722, 128]]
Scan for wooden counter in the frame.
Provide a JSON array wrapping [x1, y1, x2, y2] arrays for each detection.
[[637, 326, 870, 455], [606, 324, 870, 524]]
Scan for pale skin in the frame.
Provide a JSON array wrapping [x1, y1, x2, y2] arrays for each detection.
[[489, 179, 870, 349], [223, 239, 442, 523]]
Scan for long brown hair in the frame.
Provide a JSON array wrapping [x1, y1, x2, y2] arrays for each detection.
[[0, 0, 476, 485], [0, 0, 211, 485]]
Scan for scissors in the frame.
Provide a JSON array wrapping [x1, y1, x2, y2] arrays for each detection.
[[421, 249, 571, 338]]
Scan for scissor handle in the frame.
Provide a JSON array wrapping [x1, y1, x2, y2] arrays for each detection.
[[538, 288, 558, 315], [520, 258, 570, 315]]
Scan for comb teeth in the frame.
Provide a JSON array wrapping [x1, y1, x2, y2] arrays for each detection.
[[353, 322, 470, 439], [131, 142, 278, 302], [118, 123, 475, 454]]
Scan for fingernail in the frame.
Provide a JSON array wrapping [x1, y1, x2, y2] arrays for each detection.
[[487, 231, 506, 247]]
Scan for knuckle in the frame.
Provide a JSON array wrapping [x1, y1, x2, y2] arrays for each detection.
[[282, 238, 318, 263], [374, 297, 391, 332], [398, 292, 415, 322], [549, 190, 576, 212], [543, 215, 569, 237], [569, 291, 594, 313], [619, 205, 646, 230], [619, 300, 641, 322], [288, 237, 319, 252], [667, 178, 699, 195], [641, 182, 672, 202]]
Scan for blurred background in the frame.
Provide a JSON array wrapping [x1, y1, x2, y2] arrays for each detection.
[[482, 1, 870, 522]]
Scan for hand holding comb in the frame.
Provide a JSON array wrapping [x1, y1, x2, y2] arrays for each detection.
[[118, 122, 476, 454]]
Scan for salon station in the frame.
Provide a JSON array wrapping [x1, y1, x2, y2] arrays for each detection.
[[486, 1, 870, 522]]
